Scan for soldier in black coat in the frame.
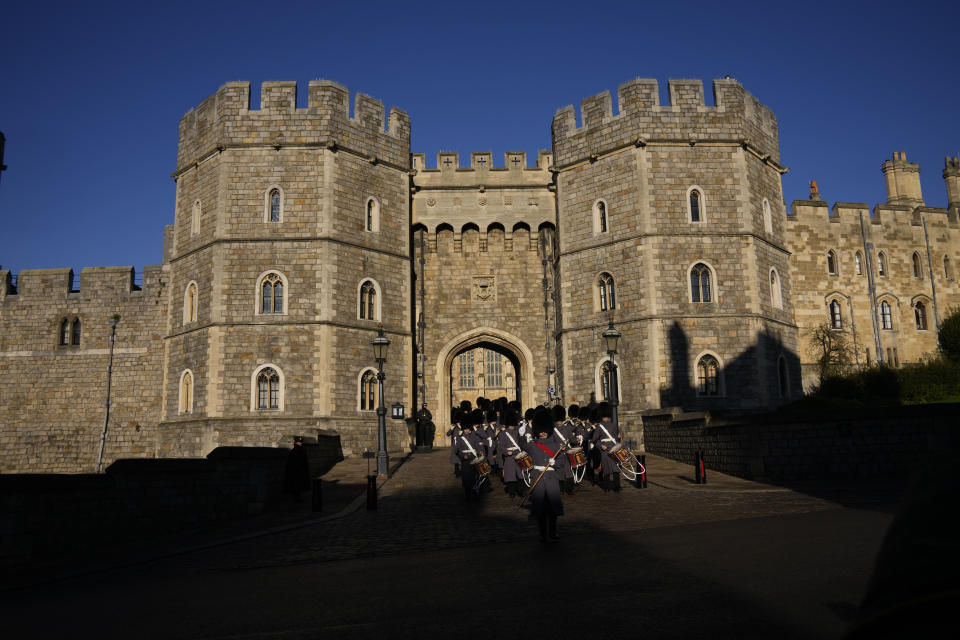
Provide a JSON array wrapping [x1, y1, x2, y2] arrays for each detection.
[[591, 402, 623, 491], [453, 412, 487, 500], [524, 409, 564, 542]]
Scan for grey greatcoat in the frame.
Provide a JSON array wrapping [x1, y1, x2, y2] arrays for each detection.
[[523, 436, 564, 516], [496, 427, 527, 483], [552, 420, 578, 481], [453, 430, 486, 492], [447, 425, 462, 466], [591, 419, 622, 475]]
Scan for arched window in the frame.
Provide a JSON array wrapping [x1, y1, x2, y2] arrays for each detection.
[[877, 252, 887, 277], [179, 370, 193, 414], [192, 200, 201, 235], [762, 199, 773, 235], [184, 281, 198, 325], [827, 250, 838, 275], [59, 318, 70, 346], [855, 251, 863, 276], [945, 255, 952, 280], [359, 280, 377, 320], [257, 367, 280, 410], [270, 189, 281, 222], [360, 369, 378, 411], [829, 300, 843, 330], [258, 272, 285, 314], [778, 356, 788, 398], [770, 268, 783, 310], [365, 197, 380, 232], [688, 187, 704, 223], [264, 186, 284, 223], [71, 318, 81, 346], [912, 252, 922, 279], [915, 301, 927, 330], [696, 355, 720, 396], [690, 263, 713, 303], [598, 273, 616, 311], [880, 300, 893, 330], [594, 199, 608, 234]]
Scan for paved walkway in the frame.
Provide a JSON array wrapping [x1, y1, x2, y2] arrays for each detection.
[[4, 448, 896, 591]]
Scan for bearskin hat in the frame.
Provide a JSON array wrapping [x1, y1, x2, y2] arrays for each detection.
[[568, 404, 580, 419], [501, 408, 519, 427], [532, 408, 554, 437], [485, 409, 498, 425], [524, 408, 536, 422], [550, 404, 566, 423], [459, 400, 472, 413], [598, 401, 613, 419]]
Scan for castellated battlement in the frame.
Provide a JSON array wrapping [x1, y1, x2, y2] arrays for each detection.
[[0, 265, 165, 301], [551, 78, 780, 168], [177, 81, 410, 173], [787, 200, 958, 230]]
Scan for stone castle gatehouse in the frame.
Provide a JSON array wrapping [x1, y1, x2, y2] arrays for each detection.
[[3, 77, 958, 473]]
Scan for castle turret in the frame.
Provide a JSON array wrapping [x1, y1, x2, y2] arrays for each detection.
[[944, 156, 960, 209], [882, 151, 924, 208]]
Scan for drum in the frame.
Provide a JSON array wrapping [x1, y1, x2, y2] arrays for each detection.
[[474, 459, 492, 476], [609, 442, 632, 464], [566, 446, 587, 468], [514, 451, 534, 470]]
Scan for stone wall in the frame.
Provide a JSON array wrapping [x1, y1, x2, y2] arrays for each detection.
[[0, 265, 168, 473], [642, 405, 960, 481], [552, 78, 801, 423], [411, 152, 558, 436], [0, 441, 343, 564], [163, 81, 412, 458]]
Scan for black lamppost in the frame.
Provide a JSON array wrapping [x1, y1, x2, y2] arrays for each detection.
[[602, 320, 621, 430], [372, 324, 391, 476], [96, 314, 121, 473]]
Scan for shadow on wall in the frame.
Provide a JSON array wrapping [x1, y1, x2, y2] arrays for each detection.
[[659, 321, 803, 412]]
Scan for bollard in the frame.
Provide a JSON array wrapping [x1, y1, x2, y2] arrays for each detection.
[[639, 454, 647, 488], [366, 474, 378, 510]]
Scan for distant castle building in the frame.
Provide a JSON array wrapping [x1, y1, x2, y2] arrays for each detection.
[[2, 78, 958, 473]]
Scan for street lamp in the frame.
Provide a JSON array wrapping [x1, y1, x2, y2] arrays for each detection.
[[96, 314, 121, 473], [371, 324, 391, 476], [602, 320, 621, 430]]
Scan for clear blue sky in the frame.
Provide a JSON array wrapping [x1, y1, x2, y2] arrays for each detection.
[[1, 0, 956, 273]]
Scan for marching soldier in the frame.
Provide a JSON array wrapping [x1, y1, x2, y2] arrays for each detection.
[[523, 408, 565, 542], [591, 401, 623, 491], [550, 404, 576, 495], [496, 409, 527, 497], [453, 411, 487, 500], [446, 408, 463, 477]]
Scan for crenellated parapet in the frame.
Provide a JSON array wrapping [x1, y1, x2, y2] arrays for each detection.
[[0, 265, 166, 301], [176, 81, 410, 174], [551, 78, 780, 168], [788, 200, 958, 232], [411, 149, 556, 247]]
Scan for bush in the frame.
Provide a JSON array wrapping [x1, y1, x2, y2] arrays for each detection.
[[859, 365, 900, 403], [817, 375, 863, 401], [939, 308, 960, 361], [897, 357, 960, 404]]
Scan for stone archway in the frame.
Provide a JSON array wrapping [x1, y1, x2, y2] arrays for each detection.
[[433, 327, 537, 444]]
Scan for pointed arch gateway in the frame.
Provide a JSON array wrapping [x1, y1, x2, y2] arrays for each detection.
[[433, 327, 537, 444]]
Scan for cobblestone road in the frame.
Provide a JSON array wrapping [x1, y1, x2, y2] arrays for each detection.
[[180, 450, 848, 572]]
